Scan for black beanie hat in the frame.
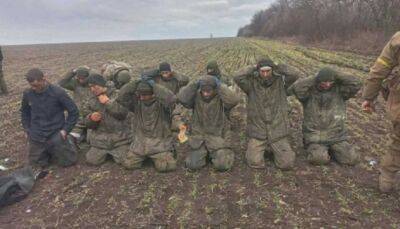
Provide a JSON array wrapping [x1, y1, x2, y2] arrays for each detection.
[[159, 62, 171, 72], [88, 73, 107, 87]]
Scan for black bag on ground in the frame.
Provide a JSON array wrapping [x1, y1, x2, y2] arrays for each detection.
[[0, 167, 35, 208]]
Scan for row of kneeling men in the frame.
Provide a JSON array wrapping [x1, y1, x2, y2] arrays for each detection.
[[20, 58, 362, 173]]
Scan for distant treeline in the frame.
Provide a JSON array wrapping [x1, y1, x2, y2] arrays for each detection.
[[238, 0, 400, 42]]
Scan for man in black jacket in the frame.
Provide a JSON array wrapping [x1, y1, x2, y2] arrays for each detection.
[[20, 68, 79, 168], [0, 46, 8, 95]]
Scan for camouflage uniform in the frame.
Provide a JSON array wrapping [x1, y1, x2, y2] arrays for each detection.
[[117, 80, 177, 172], [0, 46, 8, 95], [178, 76, 240, 171], [83, 88, 133, 168], [153, 70, 189, 130], [362, 31, 400, 192], [58, 68, 92, 141], [102, 61, 133, 89], [234, 62, 299, 170], [289, 68, 362, 165]]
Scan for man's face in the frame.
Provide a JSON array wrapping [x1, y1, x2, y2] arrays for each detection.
[[259, 67, 273, 79], [139, 93, 154, 102], [77, 76, 88, 85], [161, 71, 172, 80], [29, 79, 47, 93], [318, 81, 334, 91], [200, 88, 216, 101], [89, 84, 107, 96]]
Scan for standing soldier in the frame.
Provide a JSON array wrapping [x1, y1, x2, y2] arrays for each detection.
[[101, 60, 133, 89], [20, 68, 79, 168], [206, 60, 232, 86], [178, 75, 240, 171], [289, 67, 362, 165], [362, 31, 400, 193], [58, 67, 92, 143], [234, 57, 299, 170], [0, 46, 8, 95], [116, 72, 177, 172], [83, 74, 134, 168]]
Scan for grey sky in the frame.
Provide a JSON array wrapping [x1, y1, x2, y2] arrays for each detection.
[[0, 0, 273, 45]]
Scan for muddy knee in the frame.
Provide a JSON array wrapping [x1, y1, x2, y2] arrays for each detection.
[[331, 141, 359, 166], [307, 144, 330, 165], [212, 149, 234, 171], [153, 152, 177, 172], [246, 138, 266, 169]]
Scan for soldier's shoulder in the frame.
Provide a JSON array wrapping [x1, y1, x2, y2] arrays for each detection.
[[49, 84, 69, 97], [391, 31, 400, 46]]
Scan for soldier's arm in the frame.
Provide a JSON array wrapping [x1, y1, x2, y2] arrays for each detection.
[[153, 83, 177, 109], [20, 91, 31, 132], [177, 80, 198, 109], [219, 84, 240, 111], [174, 72, 190, 88], [233, 66, 255, 94], [287, 76, 315, 102], [58, 70, 77, 91], [105, 95, 129, 120], [277, 64, 300, 91], [116, 79, 139, 112], [58, 89, 79, 133], [363, 32, 400, 101], [336, 73, 362, 100]]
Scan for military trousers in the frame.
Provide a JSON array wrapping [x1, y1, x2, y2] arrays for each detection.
[[306, 141, 359, 166], [0, 67, 7, 95], [126, 151, 177, 173], [86, 144, 135, 169], [185, 145, 234, 171], [379, 121, 400, 192], [246, 137, 295, 170], [28, 132, 78, 168]]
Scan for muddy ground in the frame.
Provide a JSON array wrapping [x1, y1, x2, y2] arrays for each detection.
[[0, 38, 399, 228]]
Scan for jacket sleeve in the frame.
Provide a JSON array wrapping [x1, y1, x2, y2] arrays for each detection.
[[81, 97, 98, 129], [58, 70, 77, 91], [20, 91, 31, 132], [277, 64, 300, 91], [219, 84, 240, 111], [177, 80, 198, 109], [362, 32, 400, 101], [287, 76, 315, 102], [58, 89, 79, 133], [174, 72, 190, 88], [234, 66, 255, 94], [105, 94, 129, 120], [153, 84, 177, 109], [116, 79, 139, 112], [336, 73, 362, 100]]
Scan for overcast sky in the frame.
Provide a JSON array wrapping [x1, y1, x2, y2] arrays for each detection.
[[0, 0, 273, 45]]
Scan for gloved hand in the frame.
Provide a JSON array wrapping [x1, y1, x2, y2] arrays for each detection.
[[213, 76, 221, 88], [141, 72, 155, 86]]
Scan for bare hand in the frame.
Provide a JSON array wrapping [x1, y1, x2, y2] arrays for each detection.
[[362, 100, 375, 113], [90, 112, 102, 122], [60, 130, 67, 140], [98, 94, 110, 104]]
